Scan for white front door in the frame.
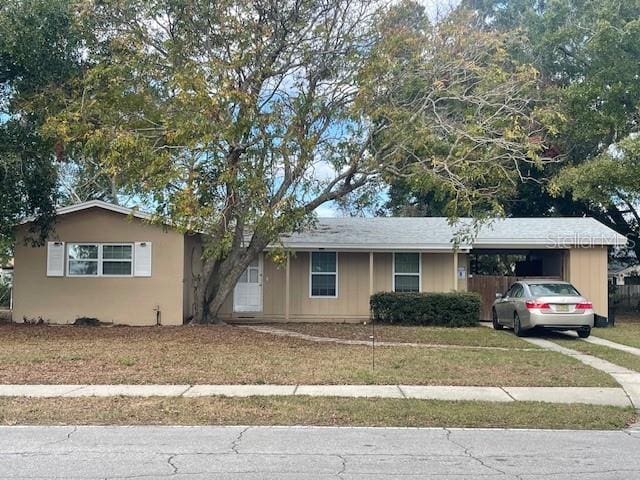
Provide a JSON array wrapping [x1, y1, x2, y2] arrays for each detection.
[[233, 255, 263, 312]]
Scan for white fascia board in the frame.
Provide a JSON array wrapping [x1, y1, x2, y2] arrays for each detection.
[[270, 243, 472, 252], [473, 237, 628, 248], [20, 200, 154, 225], [54, 200, 153, 221]]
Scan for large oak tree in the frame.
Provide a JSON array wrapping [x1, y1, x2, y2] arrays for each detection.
[[45, 0, 548, 322]]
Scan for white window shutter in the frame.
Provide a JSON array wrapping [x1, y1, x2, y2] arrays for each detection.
[[46, 242, 65, 277], [134, 242, 152, 277]]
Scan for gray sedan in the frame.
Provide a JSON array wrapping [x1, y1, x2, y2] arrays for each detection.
[[492, 280, 594, 338]]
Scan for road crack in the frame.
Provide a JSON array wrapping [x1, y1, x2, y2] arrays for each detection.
[[166, 454, 178, 475], [231, 427, 250, 454], [444, 428, 516, 479], [335, 454, 347, 477]]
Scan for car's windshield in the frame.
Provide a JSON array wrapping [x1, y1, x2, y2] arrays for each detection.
[[529, 283, 579, 297]]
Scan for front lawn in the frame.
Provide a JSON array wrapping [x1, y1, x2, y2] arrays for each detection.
[[0, 324, 615, 387], [0, 396, 634, 430], [551, 335, 640, 373], [276, 323, 535, 348], [592, 322, 640, 349]]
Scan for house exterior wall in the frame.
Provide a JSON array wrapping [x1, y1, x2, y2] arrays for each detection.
[[13, 208, 185, 326], [565, 246, 608, 317], [220, 251, 466, 323]]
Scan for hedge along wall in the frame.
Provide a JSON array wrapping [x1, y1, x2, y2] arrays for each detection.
[[370, 292, 481, 327]]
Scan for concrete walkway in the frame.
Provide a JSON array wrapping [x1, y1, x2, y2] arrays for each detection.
[[243, 325, 540, 351], [586, 334, 640, 356], [0, 384, 631, 406], [520, 337, 640, 410]]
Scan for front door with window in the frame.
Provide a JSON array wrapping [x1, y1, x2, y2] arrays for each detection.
[[233, 256, 263, 312]]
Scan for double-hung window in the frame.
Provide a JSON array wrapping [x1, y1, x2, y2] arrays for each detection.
[[102, 244, 133, 276], [67, 243, 133, 277], [310, 252, 337, 297], [68, 244, 99, 276], [393, 252, 420, 292]]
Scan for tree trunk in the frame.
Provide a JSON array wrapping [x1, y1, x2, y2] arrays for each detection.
[[192, 260, 216, 324], [192, 238, 270, 324]]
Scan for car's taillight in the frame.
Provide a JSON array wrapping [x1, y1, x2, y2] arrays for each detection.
[[525, 300, 550, 309], [576, 302, 593, 309]]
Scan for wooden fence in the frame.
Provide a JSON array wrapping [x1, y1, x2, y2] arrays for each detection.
[[613, 285, 640, 311], [468, 275, 562, 321]]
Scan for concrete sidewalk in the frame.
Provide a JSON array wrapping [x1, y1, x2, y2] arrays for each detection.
[[0, 384, 631, 406]]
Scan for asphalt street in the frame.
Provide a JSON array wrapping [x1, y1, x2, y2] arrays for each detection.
[[1, 425, 639, 479]]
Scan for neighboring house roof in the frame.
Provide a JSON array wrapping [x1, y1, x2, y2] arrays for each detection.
[[281, 217, 627, 251], [609, 264, 640, 277], [28, 201, 628, 251]]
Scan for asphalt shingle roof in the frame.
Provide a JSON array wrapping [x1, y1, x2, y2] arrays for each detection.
[[281, 217, 627, 250]]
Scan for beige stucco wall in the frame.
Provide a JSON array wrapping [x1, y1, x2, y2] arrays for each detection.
[[13, 208, 186, 326], [220, 251, 465, 323], [565, 246, 608, 317]]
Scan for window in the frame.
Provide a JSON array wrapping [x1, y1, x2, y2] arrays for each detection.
[[529, 283, 579, 297], [310, 252, 337, 297], [393, 252, 420, 292], [238, 258, 260, 284], [68, 244, 99, 276], [102, 244, 133, 276], [67, 243, 133, 277]]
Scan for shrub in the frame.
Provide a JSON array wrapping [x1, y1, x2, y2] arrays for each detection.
[[370, 291, 481, 327]]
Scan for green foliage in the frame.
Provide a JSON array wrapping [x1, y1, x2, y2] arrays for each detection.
[[366, 3, 555, 218], [468, 0, 640, 257], [0, 0, 85, 247], [370, 292, 481, 327]]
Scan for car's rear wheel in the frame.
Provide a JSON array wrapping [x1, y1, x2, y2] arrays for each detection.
[[513, 313, 526, 337], [577, 327, 591, 339], [492, 309, 504, 330]]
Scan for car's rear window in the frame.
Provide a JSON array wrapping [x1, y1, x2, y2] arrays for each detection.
[[529, 283, 579, 297]]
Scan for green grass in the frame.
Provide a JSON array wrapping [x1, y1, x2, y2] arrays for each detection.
[[592, 323, 640, 349], [278, 323, 537, 348], [552, 336, 640, 373], [0, 396, 634, 430], [0, 324, 615, 387]]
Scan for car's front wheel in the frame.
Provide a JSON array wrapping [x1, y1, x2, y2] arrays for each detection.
[[492, 309, 504, 330], [577, 327, 591, 339]]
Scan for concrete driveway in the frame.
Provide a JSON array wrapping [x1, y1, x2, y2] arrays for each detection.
[[1, 425, 639, 479]]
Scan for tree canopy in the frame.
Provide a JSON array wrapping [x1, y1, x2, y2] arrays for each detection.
[[8, 0, 557, 321]]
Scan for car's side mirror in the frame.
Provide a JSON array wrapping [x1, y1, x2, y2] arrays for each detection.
[[495, 293, 503, 299]]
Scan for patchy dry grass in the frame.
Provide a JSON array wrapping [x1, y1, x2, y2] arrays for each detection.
[[591, 323, 640, 349], [0, 324, 615, 387], [0, 396, 634, 430], [276, 323, 535, 348], [551, 335, 640, 373]]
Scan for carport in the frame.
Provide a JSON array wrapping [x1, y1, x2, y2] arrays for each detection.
[[468, 249, 566, 320], [462, 218, 627, 322]]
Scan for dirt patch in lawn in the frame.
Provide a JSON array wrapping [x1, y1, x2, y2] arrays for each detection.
[[0, 396, 634, 430], [0, 324, 616, 387]]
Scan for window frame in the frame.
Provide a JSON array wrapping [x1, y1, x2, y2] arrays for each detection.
[[100, 243, 134, 277], [309, 251, 338, 299], [392, 252, 422, 293], [66, 243, 134, 278]]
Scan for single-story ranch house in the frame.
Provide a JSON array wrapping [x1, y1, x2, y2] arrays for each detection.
[[12, 200, 626, 326]]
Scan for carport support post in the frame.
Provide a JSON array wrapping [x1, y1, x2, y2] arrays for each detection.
[[285, 251, 290, 322], [453, 251, 459, 291], [369, 252, 374, 296]]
